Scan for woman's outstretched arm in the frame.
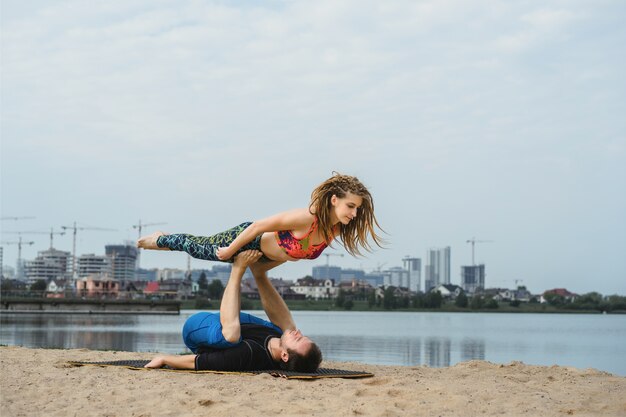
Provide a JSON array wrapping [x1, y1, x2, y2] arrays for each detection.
[[216, 208, 313, 260]]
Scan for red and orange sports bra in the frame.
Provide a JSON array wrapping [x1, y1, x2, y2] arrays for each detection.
[[275, 217, 335, 260]]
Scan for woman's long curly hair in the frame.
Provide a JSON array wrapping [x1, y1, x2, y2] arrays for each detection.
[[309, 172, 385, 256]]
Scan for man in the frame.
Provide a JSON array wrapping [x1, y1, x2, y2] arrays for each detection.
[[145, 250, 322, 372]]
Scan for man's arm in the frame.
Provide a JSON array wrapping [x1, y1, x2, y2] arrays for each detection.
[[249, 261, 297, 332], [220, 250, 262, 343], [144, 354, 196, 369]]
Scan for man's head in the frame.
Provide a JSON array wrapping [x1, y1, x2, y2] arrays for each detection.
[[278, 329, 322, 373]]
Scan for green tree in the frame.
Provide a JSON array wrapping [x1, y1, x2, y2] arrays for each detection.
[[509, 299, 521, 307], [383, 286, 397, 310], [1, 279, 13, 292], [31, 279, 47, 292], [412, 293, 425, 308], [484, 297, 499, 309], [605, 295, 626, 312], [570, 292, 603, 311], [344, 299, 354, 310], [335, 289, 346, 308], [194, 298, 212, 309], [207, 279, 224, 300], [543, 293, 566, 306], [367, 291, 376, 309], [455, 291, 468, 308], [198, 272, 208, 291], [470, 295, 484, 310], [424, 291, 443, 309]]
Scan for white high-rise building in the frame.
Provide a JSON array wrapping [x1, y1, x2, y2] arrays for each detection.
[[24, 248, 71, 283], [425, 247, 451, 291], [383, 267, 409, 288], [403, 257, 421, 292], [77, 254, 112, 278]]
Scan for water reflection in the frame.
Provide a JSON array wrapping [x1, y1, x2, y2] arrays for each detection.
[[2, 311, 624, 375], [312, 334, 485, 367], [1, 314, 184, 353]]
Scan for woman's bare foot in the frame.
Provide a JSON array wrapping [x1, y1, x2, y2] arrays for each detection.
[[136, 231, 169, 250]]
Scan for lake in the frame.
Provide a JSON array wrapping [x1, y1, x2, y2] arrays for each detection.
[[2, 310, 625, 376]]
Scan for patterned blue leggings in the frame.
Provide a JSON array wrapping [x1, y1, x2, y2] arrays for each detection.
[[156, 222, 265, 263]]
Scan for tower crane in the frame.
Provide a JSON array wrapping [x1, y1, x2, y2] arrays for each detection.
[[1, 217, 35, 279], [466, 237, 493, 265], [323, 253, 344, 279], [0, 237, 35, 279], [132, 220, 167, 239], [61, 222, 116, 281], [4, 228, 65, 249]]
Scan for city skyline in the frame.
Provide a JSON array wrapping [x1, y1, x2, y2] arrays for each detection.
[[2, 1, 625, 296], [1, 235, 614, 296]]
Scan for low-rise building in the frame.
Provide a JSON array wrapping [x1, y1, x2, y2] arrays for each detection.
[[432, 284, 464, 299], [76, 274, 120, 298], [292, 277, 337, 300], [540, 288, 578, 303]]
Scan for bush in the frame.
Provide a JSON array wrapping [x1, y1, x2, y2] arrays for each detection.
[[455, 292, 468, 308], [470, 295, 484, 310], [484, 298, 499, 309], [194, 298, 212, 309]]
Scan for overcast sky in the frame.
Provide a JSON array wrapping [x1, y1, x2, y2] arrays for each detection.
[[1, 0, 624, 295]]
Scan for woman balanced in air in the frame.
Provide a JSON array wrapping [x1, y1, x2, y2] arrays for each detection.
[[137, 172, 384, 267]]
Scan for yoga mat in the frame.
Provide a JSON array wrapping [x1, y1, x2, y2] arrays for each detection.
[[68, 360, 374, 379]]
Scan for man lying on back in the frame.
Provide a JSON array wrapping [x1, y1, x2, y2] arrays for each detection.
[[145, 250, 322, 372]]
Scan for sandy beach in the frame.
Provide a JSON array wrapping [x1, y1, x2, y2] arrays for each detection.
[[1, 346, 624, 417]]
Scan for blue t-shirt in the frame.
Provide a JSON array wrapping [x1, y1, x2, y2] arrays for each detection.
[[182, 311, 282, 351]]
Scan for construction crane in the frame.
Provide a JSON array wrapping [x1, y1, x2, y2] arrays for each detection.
[[4, 228, 66, 249], [466, 237, 493, 265], [374, 262, 387, 273], [131, 220, 167, 239], [1, 237, 35, 279], [323, 253, 344, 279], [61, 222, 116, 281]]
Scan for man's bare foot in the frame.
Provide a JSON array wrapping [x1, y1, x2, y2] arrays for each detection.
[[136, 231, 170, 250]]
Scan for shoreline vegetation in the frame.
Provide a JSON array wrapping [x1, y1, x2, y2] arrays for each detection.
[[184, 297, 626, 314], [2, 346, 625, 417], [2, 297, 624, 315]]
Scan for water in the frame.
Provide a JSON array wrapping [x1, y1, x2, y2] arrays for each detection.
[[1, 310, 625, 376]]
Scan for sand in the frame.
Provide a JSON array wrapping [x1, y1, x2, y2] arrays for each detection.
[[1, 346, 624, 417]]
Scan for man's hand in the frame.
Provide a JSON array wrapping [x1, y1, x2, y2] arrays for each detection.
[[216, 246, 234, 261], [144, 356, 165, 368], [233, 250, 262, 268]]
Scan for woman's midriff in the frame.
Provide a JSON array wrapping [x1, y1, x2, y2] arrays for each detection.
[[259, 230, 332, 262], [259, 232, 296, 262]]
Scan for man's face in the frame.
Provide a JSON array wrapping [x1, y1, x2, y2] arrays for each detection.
[[280, 329, 312, 357]]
